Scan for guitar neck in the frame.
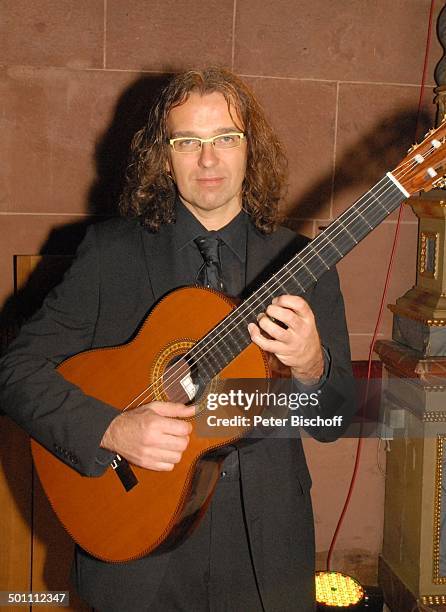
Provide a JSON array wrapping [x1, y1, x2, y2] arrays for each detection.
[[189, 173, 406, 378]]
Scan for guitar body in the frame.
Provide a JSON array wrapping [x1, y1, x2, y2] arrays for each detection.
[[31, 286, 270, 562], [29, 121, 446, 562]]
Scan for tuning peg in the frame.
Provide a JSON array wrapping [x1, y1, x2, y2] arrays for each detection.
[[432, 176, 446, 189], [408, 144, 417, 153]]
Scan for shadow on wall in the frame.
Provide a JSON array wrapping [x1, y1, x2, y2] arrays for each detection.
[[286, 108, 431, 231], [0, 70, 433, 596], [0, 73, 173, 337], [87, 73, 173, 217], [0, 67, 432, 330]]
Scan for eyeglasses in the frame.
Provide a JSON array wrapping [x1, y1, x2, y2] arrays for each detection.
[[169, 132, 245, 153]]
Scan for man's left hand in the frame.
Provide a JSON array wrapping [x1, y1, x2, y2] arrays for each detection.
[[248, 295, 324, 384]]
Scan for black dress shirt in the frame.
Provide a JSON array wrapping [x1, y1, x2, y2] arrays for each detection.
[[171, 199, 248, 299], [170, 199, 330, 479], [173, 199, 249, 479]]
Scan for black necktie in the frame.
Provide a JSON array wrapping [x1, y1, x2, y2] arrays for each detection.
[[194, 235, 225, 292]]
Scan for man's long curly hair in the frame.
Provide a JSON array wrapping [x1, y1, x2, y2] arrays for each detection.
[[120, 67, 288, 233]]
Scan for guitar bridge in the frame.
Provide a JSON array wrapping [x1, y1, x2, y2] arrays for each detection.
[[180, 373, 198, 400]]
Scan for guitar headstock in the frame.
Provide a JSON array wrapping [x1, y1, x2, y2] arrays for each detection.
[[392, 121, 446, 195]]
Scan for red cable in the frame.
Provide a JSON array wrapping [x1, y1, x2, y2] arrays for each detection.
[[326, 0, 436, 571], [416, 0, 437, 141]]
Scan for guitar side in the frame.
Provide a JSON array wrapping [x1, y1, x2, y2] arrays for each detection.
[[31, 286, 270, 562]]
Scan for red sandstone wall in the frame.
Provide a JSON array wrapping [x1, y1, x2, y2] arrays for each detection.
[[0, 0, 442, 588]]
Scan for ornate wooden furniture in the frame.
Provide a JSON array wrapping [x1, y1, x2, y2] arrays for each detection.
[[376, 193, 446, 610]]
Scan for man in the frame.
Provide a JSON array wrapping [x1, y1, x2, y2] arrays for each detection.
[[0, 68, 355, 611]]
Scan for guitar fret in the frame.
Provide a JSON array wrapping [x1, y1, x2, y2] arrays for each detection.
[[218, 337, 232, 358], [292, 277, 305, 292], [308, 246, 330, 270], [247, 297, 269, 316], [355, 208, 374, 229], [369, 190, 391, 213], [337, 220, 358, 244], [304, 263, 318, 280], [273, 279, 289, 293], [186, 174, 408, 383], [320, 233, 343, 257], [231, 336, 245, 353], [269, 268, 305, 296], [282, 277, 306, 295], [200, 360, 215, 379]]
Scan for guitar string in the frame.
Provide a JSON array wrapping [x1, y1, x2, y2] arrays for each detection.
[[125, 156, 427, 410], [138, 148, 430, 406], [143, 150, 428, 405], [172, 146, 438, 366], [122, 144, 438, 410], [124, 148, 426, 409], [125, 148, 435, 409], [127, 169, 417, 406], [136, 179, 403, 407]]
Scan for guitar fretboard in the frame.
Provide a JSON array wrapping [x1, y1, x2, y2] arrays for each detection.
[[188, 174, 406, 379]]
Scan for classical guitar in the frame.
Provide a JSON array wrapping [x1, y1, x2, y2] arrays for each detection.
[[31, 123, 446, 562]]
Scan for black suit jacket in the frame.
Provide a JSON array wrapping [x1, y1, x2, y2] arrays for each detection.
[[0, 217, 355, 611]]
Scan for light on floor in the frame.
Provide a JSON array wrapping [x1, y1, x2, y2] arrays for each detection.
[[316, 571, 364, 608]]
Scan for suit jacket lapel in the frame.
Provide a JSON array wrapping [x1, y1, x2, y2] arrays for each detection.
[[140, 224, 179, 302], [244, 223, 270, 294]]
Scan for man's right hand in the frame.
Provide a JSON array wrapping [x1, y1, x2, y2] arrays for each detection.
[[100, 402, 195, 471]]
